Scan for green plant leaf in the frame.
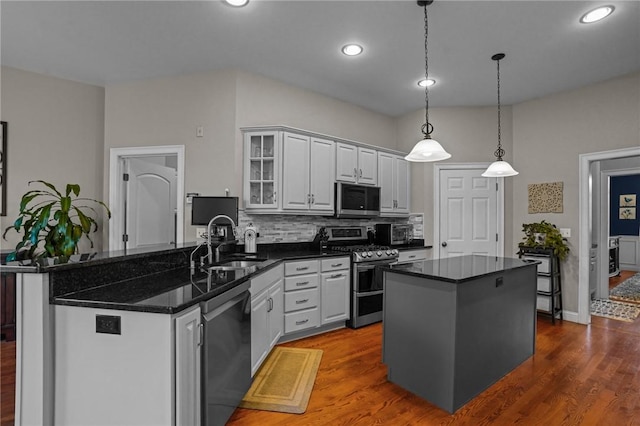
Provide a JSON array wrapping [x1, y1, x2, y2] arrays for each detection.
[[66, 184, 80, 197], [30, 180, 62, 198]]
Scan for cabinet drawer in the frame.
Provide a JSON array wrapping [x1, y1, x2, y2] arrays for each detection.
[[284, 288, 319, 312], [284, 274, 318, 291], [284, 308, 320, 333], [537, 295, 550, 312], [321, 257, 350, 272], [398, 249, 428, 264], [284, 260, 318, 276], [523, 256, 550, 274], [537, 276, 552, 292]]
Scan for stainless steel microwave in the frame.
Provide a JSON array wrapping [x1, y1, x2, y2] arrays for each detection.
[[335, 182, 380, 218], [375, 223, 414, 246]]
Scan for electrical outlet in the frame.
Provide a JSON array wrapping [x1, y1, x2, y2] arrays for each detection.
[[196, 227, 207, 239], [560, 228, 571, 238], [196, 126, 204, 138]]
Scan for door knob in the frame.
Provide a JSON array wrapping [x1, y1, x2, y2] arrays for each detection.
[[442, 242, 448, 247]]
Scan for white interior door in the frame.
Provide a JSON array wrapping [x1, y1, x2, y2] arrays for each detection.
[[437, 167, 500, 259], [125, 157, 177, 249]]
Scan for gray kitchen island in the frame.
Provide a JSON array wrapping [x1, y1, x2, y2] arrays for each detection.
[[381, 255, 538, 413]]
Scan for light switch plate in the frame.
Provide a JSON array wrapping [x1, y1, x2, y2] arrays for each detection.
[[560, 228, 571, 238], [196, 227, 207, 239]]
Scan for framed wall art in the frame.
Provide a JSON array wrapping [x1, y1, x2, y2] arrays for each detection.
[[1, 121, 6, 216], [620, 208, 636, 220], [620, 194, 636, 207]]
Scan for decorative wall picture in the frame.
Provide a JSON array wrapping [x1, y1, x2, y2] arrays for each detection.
[[0, 121, 6, 216], [620, 194, 636, 207], [528, 182, 563, 214], [620, 208, 636, 220]]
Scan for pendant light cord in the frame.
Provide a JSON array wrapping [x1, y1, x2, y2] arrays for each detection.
[[422, 2, 433, 138], [494, 54, 505, 160]]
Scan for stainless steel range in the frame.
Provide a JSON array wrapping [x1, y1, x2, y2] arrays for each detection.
[[323, 226, 399, 329]]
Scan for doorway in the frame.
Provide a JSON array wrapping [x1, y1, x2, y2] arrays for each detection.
[[434, 163, 505, 259], [109, 145, 185, 251], [578, 147, 640, 324]]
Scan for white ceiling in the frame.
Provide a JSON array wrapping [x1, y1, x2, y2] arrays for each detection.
[[2, 0, 639, 117]]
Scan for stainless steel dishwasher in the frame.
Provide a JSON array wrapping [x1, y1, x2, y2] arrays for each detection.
[[201, 281, 252, 426]]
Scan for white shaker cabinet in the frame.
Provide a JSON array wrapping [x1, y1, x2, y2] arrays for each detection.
[[175, 306, 202, 426], [250, 264, 284, 376], [336, 142, 378, 186], [320, 257, 350, 325], [281, 132, 335, 213], [378, 152, 410, 216]]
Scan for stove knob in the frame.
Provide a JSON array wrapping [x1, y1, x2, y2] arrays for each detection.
[[386, 250, 392, 256], [392, 249, 399, 255], [367, 251, 373, 258], [359, 251, 367, 258], [377, 250, 383, 257]]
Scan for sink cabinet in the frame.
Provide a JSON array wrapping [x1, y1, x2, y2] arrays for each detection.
[[336, 142, 378, 185], [281, 132, 335, 214], [249, 264, 284, 376], [378, 152, 410, 216]]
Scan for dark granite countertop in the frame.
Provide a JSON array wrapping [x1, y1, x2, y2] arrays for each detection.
[[381, 254, 539, 284], [49, 243, 349, 314]]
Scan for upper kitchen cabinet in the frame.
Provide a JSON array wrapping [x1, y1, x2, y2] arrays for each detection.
[[281, 132, 335, 214], [378, 152, 410, 216], [244, 131, 280, 212], [336, 142, 378, 186]]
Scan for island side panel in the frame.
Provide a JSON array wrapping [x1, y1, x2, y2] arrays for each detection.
[[54, 305, 174, 425], [382, 271, 458, 412], [453, 265, 537, 410]]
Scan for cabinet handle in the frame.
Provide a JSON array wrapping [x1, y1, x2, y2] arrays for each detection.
[[296, 266, 309, 271], [354, 168, 357, 178], [268, 297, 273, 312], [295, 299, 309, 304], [359, 169, 363, 178], [307, 194, 311, 205], [296, 319, 309, 325], [311, 194, 315, 204], [296, 281, 309, 286], [330, 274, 343, 279], [408, 255, 416, 259], [273, 191, 277, 203], [331, 263, 343, 267], [198, 323, 204, 347]]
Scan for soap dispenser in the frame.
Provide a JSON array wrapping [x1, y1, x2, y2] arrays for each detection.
[[244, 223, 257, 254]]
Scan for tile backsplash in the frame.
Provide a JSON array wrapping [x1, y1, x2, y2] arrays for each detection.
[[235, 211, 424, 244]]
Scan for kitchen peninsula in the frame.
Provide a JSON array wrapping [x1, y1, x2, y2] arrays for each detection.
[[381, 255, 538, 413]]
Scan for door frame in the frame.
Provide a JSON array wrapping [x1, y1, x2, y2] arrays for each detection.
[[578, 146, 640, 324], [109, 145, 185, 251], [433, 163, 505, 259]]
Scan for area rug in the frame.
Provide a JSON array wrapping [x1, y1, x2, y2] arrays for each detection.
[[609, 273, 640, 304], [240, 347, 323, 414], [590, 299, 640, 322]]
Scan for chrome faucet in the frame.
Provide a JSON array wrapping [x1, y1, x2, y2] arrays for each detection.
[[206, 214, 237, 264]]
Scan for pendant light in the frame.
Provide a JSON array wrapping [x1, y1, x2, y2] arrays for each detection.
[[405, 0, 451, 162], [482, 53, 518, 177]]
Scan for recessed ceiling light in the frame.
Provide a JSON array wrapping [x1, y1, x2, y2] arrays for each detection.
[[418, 78, 436, 88], [341, 44, 363, 56], [579, 5, 614, 23], [224, 0, 249, 7]]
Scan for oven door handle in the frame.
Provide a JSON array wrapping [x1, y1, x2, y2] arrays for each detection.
[[355, 290, 384, 297], [355, 260, 398, 271]]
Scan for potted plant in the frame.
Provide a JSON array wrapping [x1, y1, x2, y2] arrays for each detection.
[[3, 180, 111, 263], [519, 220, 569, 261]]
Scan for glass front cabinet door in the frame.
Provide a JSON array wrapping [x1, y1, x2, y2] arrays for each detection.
[[244, 131, 280, 210]]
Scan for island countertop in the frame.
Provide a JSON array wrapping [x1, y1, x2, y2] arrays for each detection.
[[380, 254, 539, 283]]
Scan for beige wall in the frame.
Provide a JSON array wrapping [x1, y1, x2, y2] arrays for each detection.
[[0, 67, 105, 252], [512, 71, 640, 313], [396, 105, 514, 250]]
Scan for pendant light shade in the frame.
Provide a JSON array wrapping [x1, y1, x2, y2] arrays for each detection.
[[405, 136, 451, 162], [482, 53, 518, 178], [405, 0, 451, 163]]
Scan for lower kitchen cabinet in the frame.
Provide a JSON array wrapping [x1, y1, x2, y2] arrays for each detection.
[[53, 304, 200, 426], [397, 248, 429, 265], [320, 257, 350, 324], [283, 259, 320, 334], [250, 264, 284, 376]]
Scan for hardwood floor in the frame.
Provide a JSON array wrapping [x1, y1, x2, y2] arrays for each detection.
[[3, 281, 640, 425], [609, 270, 637, 290]]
